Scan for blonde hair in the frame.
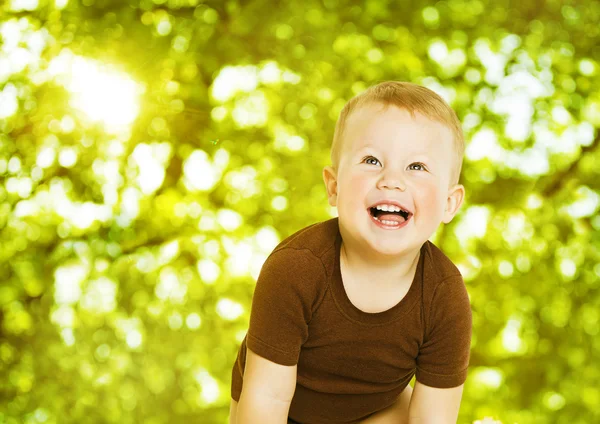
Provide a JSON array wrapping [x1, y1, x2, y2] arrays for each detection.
[[330, 81, 465, 185]]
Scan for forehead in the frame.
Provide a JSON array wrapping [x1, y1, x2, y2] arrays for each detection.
[[343, 103, 454, 153]]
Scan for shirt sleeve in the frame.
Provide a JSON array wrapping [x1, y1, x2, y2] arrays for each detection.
[[416, 275, 472, 388], [246, 247, 325, 366]]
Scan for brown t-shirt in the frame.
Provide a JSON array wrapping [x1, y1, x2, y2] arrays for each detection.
[[231, 218, 472, 424]]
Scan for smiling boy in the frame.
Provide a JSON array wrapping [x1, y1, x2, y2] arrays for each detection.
[[230, 81, 472, 423]]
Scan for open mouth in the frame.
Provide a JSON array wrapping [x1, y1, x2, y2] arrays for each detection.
[[368, 206, 412, 224]]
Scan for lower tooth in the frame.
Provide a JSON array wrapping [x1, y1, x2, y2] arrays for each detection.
[[375, 217, 400, 226]]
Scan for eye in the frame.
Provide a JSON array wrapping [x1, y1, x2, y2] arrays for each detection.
[[409, 162, 427, 171], [363, 156, 381, 166]]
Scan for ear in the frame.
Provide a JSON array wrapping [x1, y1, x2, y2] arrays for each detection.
[[442, 183, 465, 224], [322, 165, 338, 207]]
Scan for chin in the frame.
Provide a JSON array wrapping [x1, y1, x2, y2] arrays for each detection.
[[363, 237, 410, 253]]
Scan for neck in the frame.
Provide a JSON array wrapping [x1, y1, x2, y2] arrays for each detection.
[[340, 239, 422, 286]]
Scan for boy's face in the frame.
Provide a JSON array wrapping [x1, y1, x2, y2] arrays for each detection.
[[323, 103, 464, 258]]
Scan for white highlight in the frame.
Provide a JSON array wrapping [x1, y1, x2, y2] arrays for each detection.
[[216, 298, 244, 321], [183, 149, 223, 192], [501, 317, 523, 353], [80, 277, 118, 314], [54, 263, 88, 304], [48, 50, 142, 133]]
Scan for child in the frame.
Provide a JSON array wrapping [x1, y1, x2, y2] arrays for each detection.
[[230, 81, 472, 423]]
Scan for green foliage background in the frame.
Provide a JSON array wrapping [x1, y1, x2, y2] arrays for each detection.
[[1, 0, 600, 423]]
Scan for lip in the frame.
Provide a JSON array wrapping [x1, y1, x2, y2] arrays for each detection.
[[368, 209, 411, 230]]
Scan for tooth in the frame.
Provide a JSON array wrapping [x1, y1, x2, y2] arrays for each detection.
[[374, 204, 407, 213]]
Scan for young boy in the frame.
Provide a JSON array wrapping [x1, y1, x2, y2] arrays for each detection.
[[230, 81, 472, 423]]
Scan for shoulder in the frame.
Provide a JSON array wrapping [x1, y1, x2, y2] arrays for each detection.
[[271, 217, 338, 261], [421, 240, 463, 283], [252, 220, 336, 321], [420, 241, 470, 318], [256, 218, 338, 287]]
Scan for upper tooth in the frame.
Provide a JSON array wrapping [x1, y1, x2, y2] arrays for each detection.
[[376, 204, 401, 212]]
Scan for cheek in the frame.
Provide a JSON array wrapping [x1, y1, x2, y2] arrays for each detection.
[[415, 183, 445, 213], [340, 173, 371, 206], [347, 173, 371, 191]]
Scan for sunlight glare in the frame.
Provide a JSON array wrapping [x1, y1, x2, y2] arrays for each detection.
[[49, 51, 142, 133], [501, 317, 523, 353], [473, 367, 504, 389], [197, 259, 220, 284], [69, 57, 140, 130], [216, 298, 244, 321], [9, 0, 38, 12], [0, 83, 19, 118], [54, 262, 88, 305], [194, 369, 220, 404]]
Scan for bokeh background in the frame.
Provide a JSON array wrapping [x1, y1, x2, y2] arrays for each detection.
[[1, 0, 599, 423]]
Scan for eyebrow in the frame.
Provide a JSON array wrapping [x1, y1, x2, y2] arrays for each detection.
[[358, 144, 377, 151], [356, 144, 381, 154]]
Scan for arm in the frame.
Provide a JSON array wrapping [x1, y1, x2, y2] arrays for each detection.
[[409, 275, 471, 423], [235, 346, 297, 424], [236, 391, 292, 424], [407, 381, 464, 424], [234, 247, 314, 423]]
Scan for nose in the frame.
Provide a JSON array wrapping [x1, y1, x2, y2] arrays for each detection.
[[377, 169, 406, 191]]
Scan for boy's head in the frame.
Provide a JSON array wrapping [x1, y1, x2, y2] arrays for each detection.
[[322, 81, 466, 258], [330, 81, 464, 185]]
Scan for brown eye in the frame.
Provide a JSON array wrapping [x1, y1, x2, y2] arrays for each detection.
[[363, 156, 381, 166], [409, 162, 427, 171]]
